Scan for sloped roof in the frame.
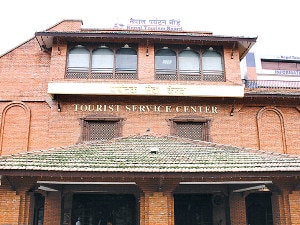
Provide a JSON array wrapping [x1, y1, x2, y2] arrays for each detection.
[[0, 133, 299, 174], [245, 88, 300, 96]]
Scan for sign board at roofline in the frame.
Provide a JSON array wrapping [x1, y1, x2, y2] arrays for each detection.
[[114, 18, 183, 31]]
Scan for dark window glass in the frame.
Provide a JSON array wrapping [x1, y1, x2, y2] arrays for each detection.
[[72, 194, 137, 225], [246, 193, 273, 225], [174, 194, 213, 225]]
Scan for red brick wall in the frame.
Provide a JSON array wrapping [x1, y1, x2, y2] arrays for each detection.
[[48, 20, 83, 32], [229, 193, 247, 225], [1, 27, 299, 154], [0, 180, 20, 224], [44, 192, 61, 225], [148, 193, 169, 225], [290, 191, 300, 225]]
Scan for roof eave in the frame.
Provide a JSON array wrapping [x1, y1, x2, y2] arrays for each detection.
[[35, 31, 257, 60], [0, 169, 299, 179]]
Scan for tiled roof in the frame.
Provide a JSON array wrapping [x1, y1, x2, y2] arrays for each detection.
[[245, 88, 300, 96], [0, 133, 300, 173]]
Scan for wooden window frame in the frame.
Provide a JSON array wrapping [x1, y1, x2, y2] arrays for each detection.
[[66, 43, 138, 80], [154, 44, 224, 82], [79, 116, 123, 142], [169, 117, 211, 142]]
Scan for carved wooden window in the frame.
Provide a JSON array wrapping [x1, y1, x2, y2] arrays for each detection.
[[67, 45, 90, 78], [202, 50, 224, 81], [66, 44, 137, 79], [170, 117, 211, 141], [155, 45, 224, 82], [81, 117, 122, 141], [155, 47, 177, 80]]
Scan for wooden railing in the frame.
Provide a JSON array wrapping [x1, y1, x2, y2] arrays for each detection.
[[155, 70, 225, 81], [66, 68, 138, 80]]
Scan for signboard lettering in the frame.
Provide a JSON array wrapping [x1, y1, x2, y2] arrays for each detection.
[[74, 104, 218, 114]]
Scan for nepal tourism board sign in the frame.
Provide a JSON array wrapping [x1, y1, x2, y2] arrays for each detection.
[[115, 18, 183, 31]]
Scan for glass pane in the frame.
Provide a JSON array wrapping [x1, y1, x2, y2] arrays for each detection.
[[116, 48, 137, 71], [202, 51, 223, 71], [179, 50, 200, 73], [68, 46, 90, 70], [155, 48, 176, 71], [92, 48, 114, 72]]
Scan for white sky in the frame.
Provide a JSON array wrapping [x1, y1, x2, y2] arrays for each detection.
[[0, 0, 299, 57]]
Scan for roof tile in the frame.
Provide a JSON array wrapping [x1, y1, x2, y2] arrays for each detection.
[[0, 133, 299, 173]]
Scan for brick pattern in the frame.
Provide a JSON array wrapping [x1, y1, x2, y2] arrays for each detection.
[[44, 192, 61, 225], [0, 181, 20, 224], [229, 193, 247, 225], [48, 20, 83, 32]]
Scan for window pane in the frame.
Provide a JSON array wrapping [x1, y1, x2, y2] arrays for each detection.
[[92, 48, 114, 72], [68, 46, 90, 71], [202, 51, 223, 71], [155, 48, 176, 71], [179, 50, 200, 73], [116, 47, 137, 71]]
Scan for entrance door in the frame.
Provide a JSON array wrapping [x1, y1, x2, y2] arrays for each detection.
[[174, 194, 213, 225], [246, 193, 273, 225], [72, 194, 137, 225]]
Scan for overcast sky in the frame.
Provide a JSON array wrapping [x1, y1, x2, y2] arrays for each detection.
[[1, 0, 299, 57]]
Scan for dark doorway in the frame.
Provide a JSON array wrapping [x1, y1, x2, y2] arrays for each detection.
[[33, 193, 45, 225], [72, 194, 137, 225], [174, 194, 213, 225], [246, 193, 273, 225]]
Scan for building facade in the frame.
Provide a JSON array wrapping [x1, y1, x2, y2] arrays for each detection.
[[0, 20, 299, 225]]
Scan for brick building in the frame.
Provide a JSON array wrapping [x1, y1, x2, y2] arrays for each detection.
[[0, 19, 299, 225]]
